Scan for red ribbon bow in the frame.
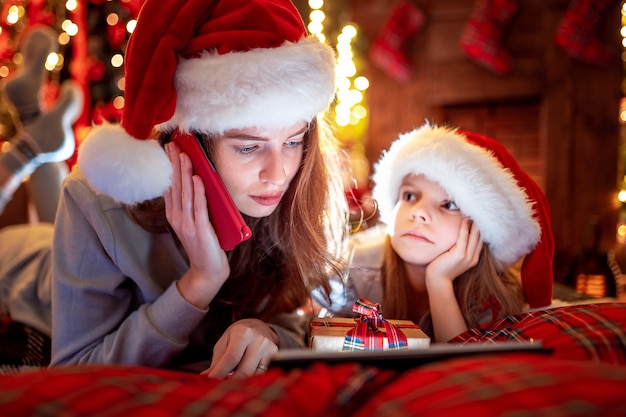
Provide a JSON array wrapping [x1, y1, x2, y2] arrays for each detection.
[[342, 298, 409, 351]]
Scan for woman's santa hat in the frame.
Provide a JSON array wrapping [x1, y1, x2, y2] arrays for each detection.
[[372, 123, 554, 308], [78, 0, 336, 205]]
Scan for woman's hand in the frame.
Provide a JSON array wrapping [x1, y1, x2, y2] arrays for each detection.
[[164, 142, 230, 309], [200, 318, 279, 379], [425, 217, 482, 288]]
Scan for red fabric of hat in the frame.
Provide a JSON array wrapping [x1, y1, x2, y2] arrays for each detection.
[[461, 130, 554, 308], [124, 0, 308, 140], [77, 0, 336, 205]]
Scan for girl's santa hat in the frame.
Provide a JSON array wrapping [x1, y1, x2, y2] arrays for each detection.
[[372, 123, 554, 308], [78, 0, 336, 205]]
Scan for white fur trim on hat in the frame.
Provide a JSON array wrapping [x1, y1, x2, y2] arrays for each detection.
[[372, 123, 541, 269], [77, 124, 172, 205], [157, 38, 336, 134]]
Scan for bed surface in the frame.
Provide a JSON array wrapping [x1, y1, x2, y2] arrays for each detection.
[[1, 300, 626, 416]]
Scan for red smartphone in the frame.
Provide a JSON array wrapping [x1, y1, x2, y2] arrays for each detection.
[[170, 130, 252, 251]]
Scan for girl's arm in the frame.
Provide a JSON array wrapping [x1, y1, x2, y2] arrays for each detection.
[[425, 218, 482, 342], [425, 280, 466, 342]]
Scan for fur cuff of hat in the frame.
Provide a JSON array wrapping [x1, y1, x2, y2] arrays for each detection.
[[157, 38, 335, 134], [78, 124, 172, 205]]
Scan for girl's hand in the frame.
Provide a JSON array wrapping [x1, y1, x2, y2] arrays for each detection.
[[426, 218, 482, 342], [164, 142, 230, 309], [200, 318, 279, 379], [425, 217, 482, 288]]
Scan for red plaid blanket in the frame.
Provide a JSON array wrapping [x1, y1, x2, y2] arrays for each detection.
[[0, 355, 625, 417], [1, 302, 625, 416]]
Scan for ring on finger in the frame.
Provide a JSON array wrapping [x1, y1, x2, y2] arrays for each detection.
[[256, 364, 268, 371]]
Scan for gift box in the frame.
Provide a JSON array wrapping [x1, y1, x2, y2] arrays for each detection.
[[310, 317, 430, 351]]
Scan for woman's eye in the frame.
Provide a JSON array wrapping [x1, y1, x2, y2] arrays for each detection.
[[285, 139, 304, 148], [236, 145, 258, 154], [443, 200, 460, 211]]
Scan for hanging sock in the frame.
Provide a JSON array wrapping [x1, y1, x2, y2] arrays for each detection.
[[554, 0, 618, 67], [459, 0, 519, 75], [368, 0, 426, 83]]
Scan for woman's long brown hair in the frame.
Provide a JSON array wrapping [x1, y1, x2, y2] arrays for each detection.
[[127, 116, 349, 326]]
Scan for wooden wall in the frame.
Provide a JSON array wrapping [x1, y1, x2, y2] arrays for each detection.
[[348, 0, 623, 280]]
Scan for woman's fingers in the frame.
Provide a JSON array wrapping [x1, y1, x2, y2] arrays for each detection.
[[179, 152, 195, 224], [201, 319, 278, 379], [165, 142, 183, 217], [191, 175, 211, 232], [165, 142, 209, 239]]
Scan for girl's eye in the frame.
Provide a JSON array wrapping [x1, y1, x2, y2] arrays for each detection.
[[401, 190, 416, 202], [442, 200, 460, 211]]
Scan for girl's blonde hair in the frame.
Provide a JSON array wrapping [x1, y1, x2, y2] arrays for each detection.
[[380, 235, 524, 338], [128, 116, 349, 328]]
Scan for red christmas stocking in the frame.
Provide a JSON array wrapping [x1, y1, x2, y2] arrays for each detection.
[[459, 0, 519, 75], [554, 0, 617, 67], [368, 1, 425, 83]]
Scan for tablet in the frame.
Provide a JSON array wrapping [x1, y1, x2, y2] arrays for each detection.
[[270, 341, 551, 371]]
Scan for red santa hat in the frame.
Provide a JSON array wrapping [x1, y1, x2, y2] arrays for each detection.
[[372, 123, 554, 308], [78, 0, 336, 205]]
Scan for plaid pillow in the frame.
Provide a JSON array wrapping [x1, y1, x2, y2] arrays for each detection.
[[451, 302, 626, 364]]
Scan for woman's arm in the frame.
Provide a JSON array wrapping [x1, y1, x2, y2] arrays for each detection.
[[50, 170, 207, 367]]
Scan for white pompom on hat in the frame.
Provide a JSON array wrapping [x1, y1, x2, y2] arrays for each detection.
[[372, 123, 554, 308], [78, 0, 336, 205]]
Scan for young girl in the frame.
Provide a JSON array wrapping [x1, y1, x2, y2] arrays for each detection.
[[313, 123, 554, 343], [0, 0, 348, 378]]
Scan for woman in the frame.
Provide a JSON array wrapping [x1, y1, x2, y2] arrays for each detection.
[[2, 0, 349, 378]]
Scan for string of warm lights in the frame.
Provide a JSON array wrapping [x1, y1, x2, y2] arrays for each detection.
[[2, 1, 372, 146], [306, 0, 368, 131], [306, 0, 374, 233], [0, 3, 74, 78]]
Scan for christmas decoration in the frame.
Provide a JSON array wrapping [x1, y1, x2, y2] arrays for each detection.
[[459, 0, 519, 75], [554, 0, 618, 67], [0, 26, 82, 214], [368, 0, 425, 83], [1, 25, 57, 124], [0, 0, 143, 149]]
